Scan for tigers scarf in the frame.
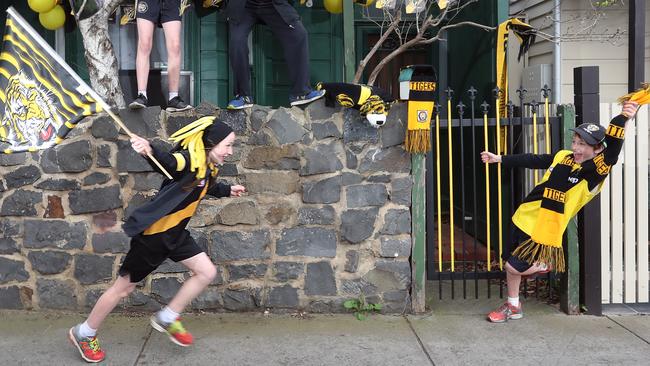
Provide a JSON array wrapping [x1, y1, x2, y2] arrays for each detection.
[[512, 154, 575, 272]]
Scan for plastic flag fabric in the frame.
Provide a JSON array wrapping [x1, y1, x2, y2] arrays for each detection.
[[617, 82, 650, 105], [0, 7, 101, 153]]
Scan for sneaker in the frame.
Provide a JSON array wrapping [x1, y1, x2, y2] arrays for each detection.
[[227, 95, 254, 110], [68, 324, 106, 363], [167, 96, 192, 112], [289, 89, 326, 106], [150, 314, 193, 347], [129, 94, 148, 109], [487, 302, 523, 323]]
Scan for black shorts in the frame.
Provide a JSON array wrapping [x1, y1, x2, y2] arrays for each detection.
[[136, 0, 182, 25], [118, 229, 203, 283], [504, 225, 534, 273]]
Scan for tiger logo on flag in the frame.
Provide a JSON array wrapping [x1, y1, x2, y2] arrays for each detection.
[[1, 71, 61, 148]]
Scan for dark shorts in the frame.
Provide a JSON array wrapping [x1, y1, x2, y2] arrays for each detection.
[[504, 225, 534, 273], [118, 229, 203, 283], [136, 0, 182, 25]]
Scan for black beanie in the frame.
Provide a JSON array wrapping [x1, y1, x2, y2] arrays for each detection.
[[203, 118, 233, 148]]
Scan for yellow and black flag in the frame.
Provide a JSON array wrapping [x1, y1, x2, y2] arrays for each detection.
[[0, 7, 101, 154]]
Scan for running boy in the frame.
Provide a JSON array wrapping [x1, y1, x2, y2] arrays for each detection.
[[69, 117, 245, 362], [481, 100, 639, 323]]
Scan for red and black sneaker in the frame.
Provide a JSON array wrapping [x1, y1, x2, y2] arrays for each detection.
[[68, 325, 106, 363], [150, 315, 193, 347]]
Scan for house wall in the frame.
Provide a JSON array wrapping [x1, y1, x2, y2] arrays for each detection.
[[511, 0, 650, 104]]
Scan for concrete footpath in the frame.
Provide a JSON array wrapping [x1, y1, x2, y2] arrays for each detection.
[[1, 302, 649, 366]]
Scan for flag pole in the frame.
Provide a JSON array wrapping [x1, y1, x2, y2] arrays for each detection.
[[6, 7, 173, 180]]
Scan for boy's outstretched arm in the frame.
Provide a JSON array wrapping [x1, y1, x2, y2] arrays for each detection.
[[130, 135, 187, 180], [480, 151, 554, 169], [480, 151, 501, 164], [601, 101, 640, 166]]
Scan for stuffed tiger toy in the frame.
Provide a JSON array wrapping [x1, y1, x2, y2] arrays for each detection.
[[316, 82, 393, 128]]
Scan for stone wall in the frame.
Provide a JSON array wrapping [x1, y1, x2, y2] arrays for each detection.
[[0, 99, 413, 314]]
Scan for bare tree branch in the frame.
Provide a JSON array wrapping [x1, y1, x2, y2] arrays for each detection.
[[353, 12, 402, 83]]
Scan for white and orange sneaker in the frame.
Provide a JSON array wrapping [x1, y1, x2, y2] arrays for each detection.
[[487, 302, 523, 323]]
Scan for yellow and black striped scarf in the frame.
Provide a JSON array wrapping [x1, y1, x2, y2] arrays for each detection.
[[512, 154, 575, 272]]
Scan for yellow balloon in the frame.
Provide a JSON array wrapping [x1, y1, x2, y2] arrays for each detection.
[[39, 5, 66, 30], [323, 0, 343, 14], [28, 0, 57, 14]]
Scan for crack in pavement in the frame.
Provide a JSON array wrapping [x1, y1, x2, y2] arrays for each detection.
[[133, 327, 153, 366], [404, 315, 436, 366], [605, 315, 650, 346]]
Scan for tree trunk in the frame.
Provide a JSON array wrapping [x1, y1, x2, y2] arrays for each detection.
[[75, 0, 125, 108]]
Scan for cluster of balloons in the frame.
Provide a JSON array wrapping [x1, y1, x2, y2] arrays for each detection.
[[28, 0, 66, 30], [324, 0, 376, 14]]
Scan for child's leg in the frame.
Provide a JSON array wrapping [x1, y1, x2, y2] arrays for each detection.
[[69, 275, 136, 362], [505, 261, 547, 298], [86, 275, 137, 329], [167, 252, 217, 313], [149, 253, 215, 347], [505, 263, 523, 298]]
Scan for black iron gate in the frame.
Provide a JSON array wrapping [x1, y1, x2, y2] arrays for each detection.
[[425, 85, 563, 301]]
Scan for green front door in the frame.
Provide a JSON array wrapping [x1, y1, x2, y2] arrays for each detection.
[[253, 4, 343, 108], [189, 4, 343, 109]]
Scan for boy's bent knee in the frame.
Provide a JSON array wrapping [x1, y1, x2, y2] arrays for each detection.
[[196, 264, 217, 283], [110, 278, 137, 298], [116, 283, 137, 298], [205, 264, 218, 283]]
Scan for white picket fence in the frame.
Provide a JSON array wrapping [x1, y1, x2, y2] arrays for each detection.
[[600, 103, 649, 304]]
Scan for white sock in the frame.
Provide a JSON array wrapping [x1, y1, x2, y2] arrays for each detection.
[[78, 321, 97, 338], [138, 90, 147, 98], [168, 91, 179, 100], [508, 296, 520, 307], [157, 306, 179, 324]]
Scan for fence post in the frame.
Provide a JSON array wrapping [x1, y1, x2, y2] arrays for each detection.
[[558, 104, 580, 314], [411, 154, 427, 313], [573, 66, 602, 316]]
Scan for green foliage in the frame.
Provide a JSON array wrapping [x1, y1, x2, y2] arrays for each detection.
[[343, 293, 383, 320]]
